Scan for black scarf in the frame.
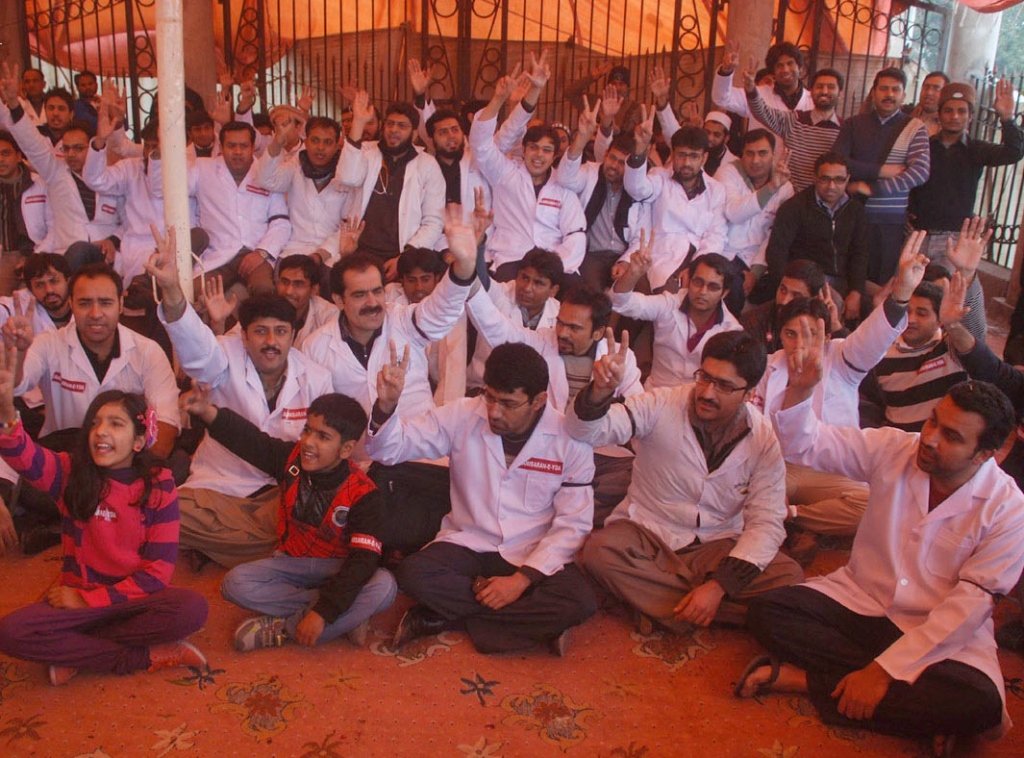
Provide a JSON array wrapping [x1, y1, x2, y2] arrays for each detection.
[[299, 149, 340, 184], [583, 172, 635, 244]]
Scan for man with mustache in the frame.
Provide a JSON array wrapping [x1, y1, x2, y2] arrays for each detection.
[[568, 330, 802, 634], [834, 68, 930, 291], [146, 227, 333, 569]]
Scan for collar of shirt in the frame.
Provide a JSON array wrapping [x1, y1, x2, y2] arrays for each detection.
[[77, 327, 122, 382], [815, 191, 849, 217], [673, 170, 707, 200], [875, 109, 903, 126], [687, 396, 752, 469], [773, 83, 806, 111], [811, 110, 841, 126], [337, 313, 382, 365]]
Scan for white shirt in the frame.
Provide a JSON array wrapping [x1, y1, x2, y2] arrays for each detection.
[[715, 162, 794, 267], [469, 113, 587, 273], [160, 304, 333, 496], [16, 323, 180, 437], [294, 295, 338, 351], [624, 165, 727, 290], [252, 150, 354, 265], [773, 396, 1024, 722], [610, 291, 743, 390], [367, 398, 594, 575], [567, 383, 787, 570]]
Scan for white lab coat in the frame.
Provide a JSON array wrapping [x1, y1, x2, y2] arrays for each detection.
[[433, 148, 492, 252], [773, 396, 1024, 724], [18, 98, 45, 127], [711, 75, 814, 134], [567, 383, 787, 570], [624, 164, 727, 290], [715, 162, 794, 267], [252, 149, 354, 265], [651, 104, 738, 179], [149, 156, 292, 276], [335, 139, 445, 252], [469, 113, 587, 274], [17, 170, 58, 252], [466, 287, 643, 411], [753, 301, 906, 427], [367, 398, 594, 575], [16, 323, 179, 437], [609, 291, 743, 390], [302, 272, 471, 417], [160, 303, 333, 496]]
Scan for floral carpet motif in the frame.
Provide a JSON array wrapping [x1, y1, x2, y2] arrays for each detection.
[[210, 674, 306, 740], [629, 624, 717, 670], [500, 683, 598, 750], [0, 661, 28, 705]]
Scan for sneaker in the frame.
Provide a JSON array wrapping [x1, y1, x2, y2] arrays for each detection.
[[48, 665, 78, 686], [234, 616, 289, 653], [147, 640, 207, 672], [345, 619, 370, 647]]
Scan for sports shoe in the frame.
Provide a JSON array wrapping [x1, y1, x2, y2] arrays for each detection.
[[48, 665, 78, 686], [234, 616, 289, 652], [147, 640, 207, 672]]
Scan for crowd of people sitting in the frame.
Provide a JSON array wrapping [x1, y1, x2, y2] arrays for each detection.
[[0, 39, 1023, 754]]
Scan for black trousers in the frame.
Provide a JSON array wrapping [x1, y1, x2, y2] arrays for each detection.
[[866, 222, 907, 285], [747, 585, 1002, 739], [396, 542, 597, 653]]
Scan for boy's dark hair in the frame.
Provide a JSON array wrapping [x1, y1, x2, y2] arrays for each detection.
[[238, 294, 297, 330], [308, 393, 368, 442], [23, 252, 71, 285], [670, 125, 709, 152], [63, 120, 95, 140], [701, 330, 768, 388], [330, 252, 384, 298], [518, 248, 564, 288], [522, 124, 560, 149], [306, 116, 341, 139], [947, 381, 1015, 452], [874, 67, 907, 89], [911, 281, 943, 317], [0, 129, 21, 156], [483, 343, 549, 400], [277, 254, 321, 285], [425, 108, 468, 139], [140, 120, 160, 142], [923, 263, 952, 283], [810, 68, 845, 91], [74, 70, 97, 86], [781, 259, 826, 297], [218, 120, 256, 145], [688, 252, 732, 283], [397, 247, 446, 278], [43, 87, 74, 110], [609, 133, 636, 156], [814, 151, 850, 173], [252, 112, 272, 131], [187, 110, 214, 129], [766, 42, 804, 71], [924, 70, 951, 86], [741, 128, 776, 151], [69, 263, 123, 298], [560, 284, 613, 331], [778, 296, 832, 339], [385, 101, 420, 130]]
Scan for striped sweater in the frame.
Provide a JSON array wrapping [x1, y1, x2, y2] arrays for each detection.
[[833, 111, 930, 224], [746, 92, 842, 192], [0, 421, 179, 606], [869, 335, 967, 432]]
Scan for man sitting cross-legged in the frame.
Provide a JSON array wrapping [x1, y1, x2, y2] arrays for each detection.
[[367, 342, 597, 656], [736, 315, 1024, 750], [180, 387, 395, 653]]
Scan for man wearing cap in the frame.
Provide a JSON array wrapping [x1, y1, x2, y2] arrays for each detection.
[[565, 63, 642, 137]]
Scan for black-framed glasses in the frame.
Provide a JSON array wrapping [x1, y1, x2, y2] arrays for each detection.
[[693, 369, 748, 394], [482, 392, 531, 411]]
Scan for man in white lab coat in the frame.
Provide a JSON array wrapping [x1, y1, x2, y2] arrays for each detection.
[[367, 342, 596, 655], [738, 322, 1024, 744]]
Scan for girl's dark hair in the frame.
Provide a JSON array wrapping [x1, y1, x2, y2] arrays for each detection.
[[65, 390, 160, 521]]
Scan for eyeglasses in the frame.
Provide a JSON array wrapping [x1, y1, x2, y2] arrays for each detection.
[[693, 369, 748, 394], [815, 175, 849, 185], [482, 392, 531, 411]]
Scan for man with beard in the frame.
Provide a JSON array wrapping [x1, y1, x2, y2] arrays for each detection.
[[611, 250, 742, 389], [336, 94, 444, 282], [554, 97, 649, 291], [740, 341, 1022, 748], [905, 71, 949, 137], [713, 41, 813, 135], [834, 68, 930, 288], [625, 113, 727, 293], [746, 68, 845, 192], [569, 330, 802, 633], [18, 68, 46, 127], [150, 121, 291, 297], [272, 254, 338, 350], [0, 129, 48, 255], [253, 115, 352, 268], [469, 59, 587, 281], [370, 342, 597, 656], [37, 88, 76, 147], [72, 71, 99, 132], [146, 226, 333, 568]]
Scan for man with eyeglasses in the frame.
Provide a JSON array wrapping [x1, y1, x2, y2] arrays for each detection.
[[568, 330, 803, 634], [367, 342, 596, 656], [765, 152, 868, 320]]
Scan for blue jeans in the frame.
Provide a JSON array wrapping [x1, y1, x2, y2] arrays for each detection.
[[220, 553, 397, 644]]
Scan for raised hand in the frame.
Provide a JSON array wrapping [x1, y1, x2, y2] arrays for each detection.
[[680, 100, 702, 127], [338, 216, 365, 256], [0, 62, 20, 109], [945, 215, 993, 280], [720, 39, 740, 75], [210, 84, 233, 126], [376, 340, 410, 416], [649, 66, 670, 108], [891, 229, 929, 301], [178, 383, 217, 424], [471, 186, 493, 244], [443, 204, 478, 280], [101, 79, 128, 124], [994, 77, 1017, 122], [526, 49, 552, 90], [349, 90, 374, 139], [408, 59, 430, 97], [238, 75, 257, 113], [577, 94, 601, 141], [785, 315, 826, 399], [296, 85, 314, 115], [771, 145, 791, 190], [591, 329, 631, 401], [0, 343, 19, 425], [939, 270, 971, 329], [741, 55, 758, 93], [600, 83, 623, 127], [145, 224, 185, 307], [818, 282, 843, 334], [271, 115, 302, 154], [201, 274, 238, 331], [507, 68, 531, 105], [633, 103, 656, 155], [3, 295, 35, 354], [614, 229, 653, 292]]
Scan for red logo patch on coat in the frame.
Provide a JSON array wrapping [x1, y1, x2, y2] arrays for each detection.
[[281, 407, 308, 421], [538, 198, 562, 209], [101, 204, 117, 215], [24, 195, 46, 205], [520, 457, 564, 475], [246, 184, 270, 197], [52, 372, 86, 393], [918, 357, 947, 374]]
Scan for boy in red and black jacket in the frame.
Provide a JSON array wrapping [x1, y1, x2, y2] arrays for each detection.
[[182, 389, 396, 651]]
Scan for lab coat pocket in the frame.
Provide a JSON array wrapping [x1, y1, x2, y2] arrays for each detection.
[[523, 472, 559, 512], [924, 529, 973, 582]]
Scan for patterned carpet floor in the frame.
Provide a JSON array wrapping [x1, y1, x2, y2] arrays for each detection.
[[2, 545, 1023, 758]]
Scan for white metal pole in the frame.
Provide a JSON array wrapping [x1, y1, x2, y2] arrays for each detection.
[[155, 0, 194, 302]]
